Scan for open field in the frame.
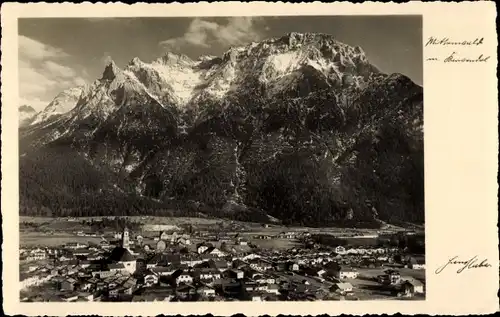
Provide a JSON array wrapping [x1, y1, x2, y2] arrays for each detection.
[[20, 232, 104, 247], [249, 238, 301, 250], [20, 216, 417, 235], [20, 231, 298, 252]]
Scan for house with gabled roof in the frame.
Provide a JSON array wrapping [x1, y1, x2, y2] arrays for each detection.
[[176, 283, 196, 298], [266, 284, 280, 295], [109, 247, 136, 274], [197, 242, 213, 254], [249, 258, 272, 272], [401, 277, 424, 294], [146, 253, 166, 269], [331, 282, 353, 294], [149, 266, 176, 276], [144, 270, 159, 286], [60, 292, 79, 302], [208, 259, 229, 272], [335, 267, 359, 279], [197, 268, 221, 281], [176, 272, 194, 284], [197, 285, 216, 297], [203, 247, 226, 257], [59, 277, 78, 291], [384, 269, 401, 284], [407, 256, 426, 270], [108, 263, 126, 274]]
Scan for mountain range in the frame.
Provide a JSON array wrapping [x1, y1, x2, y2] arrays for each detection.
[[19, 32, 424, 228]]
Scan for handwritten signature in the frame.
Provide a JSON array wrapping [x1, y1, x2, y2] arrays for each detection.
[[435, 256, 492, 274], [425, 36, 484, 47]]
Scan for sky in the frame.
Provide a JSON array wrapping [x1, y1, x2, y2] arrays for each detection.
[[18, 16, 422, 111]]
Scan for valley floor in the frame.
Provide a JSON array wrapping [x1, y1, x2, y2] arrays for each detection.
[[20, 216, 420, 248]]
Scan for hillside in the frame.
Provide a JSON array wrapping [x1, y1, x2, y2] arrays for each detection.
[[19, 32, 424, 228]]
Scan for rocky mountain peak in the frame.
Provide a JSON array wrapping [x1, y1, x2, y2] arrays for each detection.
[[28, 32, 387, 130], [29, 86, 84, 126], [284, 31, 335, 44], [156, 51, 194, 66], [129, 57, 143, 66], [26, 32, 387, 130], [101, 59, 121, 80]]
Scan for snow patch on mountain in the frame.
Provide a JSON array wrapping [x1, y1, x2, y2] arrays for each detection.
[[31, 87, 84, 125], [204, 63, 237, 99], [71, 81, 117, 121], [266, 51, 302, 77], [28, 33, 382, 133], [149, 61, 202, 105]]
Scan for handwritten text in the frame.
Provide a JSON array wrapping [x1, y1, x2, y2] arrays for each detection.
[[435, 256, 492, 274], [425, 37, 484, 47], [425, 36, 490, 63]]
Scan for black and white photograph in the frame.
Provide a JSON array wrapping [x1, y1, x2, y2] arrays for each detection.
[[17, 15, 425, 303]]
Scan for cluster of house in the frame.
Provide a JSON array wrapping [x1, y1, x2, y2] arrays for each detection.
[[376, 269, 425, 297], [330, 246, 425, 270], [20, 227, 425, 302], [76, 231, 98, 237], [20, 247, 50, 261], [253, 231, 310, 240], [334, 246, 395, 255]]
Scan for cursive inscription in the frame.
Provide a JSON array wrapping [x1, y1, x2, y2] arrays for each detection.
[[443, 52, 490, 63], [425, 36, 484, 47], [425, 36, 490, 63], [435, 256, 492, 274]]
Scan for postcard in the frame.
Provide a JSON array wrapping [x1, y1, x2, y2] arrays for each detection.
[[1, 2, 498, 316]]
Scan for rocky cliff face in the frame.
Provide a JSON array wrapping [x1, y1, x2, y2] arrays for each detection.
[[19, 33, 424, 227], [30, 87, 84, 126]]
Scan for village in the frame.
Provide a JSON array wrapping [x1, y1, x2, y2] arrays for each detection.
[[19, 220, 426, 302]]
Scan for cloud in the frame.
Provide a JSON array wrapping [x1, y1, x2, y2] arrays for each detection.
[[19, 35, 68, 61], [72, 77, 87, 86], [19, 60, 59, 95], [217, 17, 263, 46], [18, 36, 88, 111], [160, 17, 264, 52], [43, 61, 77, 78]]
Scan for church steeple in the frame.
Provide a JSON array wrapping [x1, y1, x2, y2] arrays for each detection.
[[122, 226, 130, 249]]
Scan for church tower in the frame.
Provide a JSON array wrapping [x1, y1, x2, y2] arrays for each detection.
[[122, 226, 130, 249]]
